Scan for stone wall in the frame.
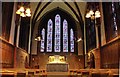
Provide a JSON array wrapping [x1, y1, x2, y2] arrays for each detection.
[[15, 47, 29, 68]]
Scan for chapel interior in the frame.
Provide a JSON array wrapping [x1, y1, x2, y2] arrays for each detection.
[[0, 1, 120, 77]]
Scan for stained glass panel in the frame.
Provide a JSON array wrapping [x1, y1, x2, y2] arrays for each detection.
[[70, 29, 74, 52], [42, 14, 75, 53], [47, 19, 53, 52], [54, 14, 61, 52], [63, 19, 68, 52], [40, 28, 45, 52]]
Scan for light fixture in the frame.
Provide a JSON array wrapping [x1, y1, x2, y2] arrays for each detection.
[[19, 6, 25, 12], [25, 8, 31, 14], [16, 10, 21, 15], [89, 10, 94, 15], [35, 36, 41, 41], [35, 34, 42, 41], [20, 12, 26, 17], [95, 10, 100, 15], [37, 36, 41, 41], [16, 4, 31, 17], [85, 13, 91, 18], [25, 8, 31, 17], [34, 38, 38, 41], [26, 13, 31, 17], [86, 10, 101, 19], [77, 38, 82, 42], [95, 10, 101, 18], [85, 4, 101, 48]]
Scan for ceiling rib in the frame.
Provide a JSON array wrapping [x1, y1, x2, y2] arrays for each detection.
[[31, 2, 84, 43], [32, 2, 41, 25]]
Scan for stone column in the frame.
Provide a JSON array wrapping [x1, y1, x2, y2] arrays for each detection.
[[99, 2, 106, 46], [9, 3, 17, 45], [16, 17, 21, 47]]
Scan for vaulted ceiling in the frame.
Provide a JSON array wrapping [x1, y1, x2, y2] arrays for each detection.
[[30, 2, 87, 38], [29, 2, 87, 55], [30, 2, 87, 26]]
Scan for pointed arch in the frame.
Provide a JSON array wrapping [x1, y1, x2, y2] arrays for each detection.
[[63, 19, 68, 52], [70, 29, 74, 52], [36, 8, 79, 53], [54, 14, 61, 52], [47, 19, 53, 52], [40, 28, 45, 52]]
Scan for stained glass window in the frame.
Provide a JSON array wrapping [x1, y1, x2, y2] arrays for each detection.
[[40, 29, 45, 52], [54, 14, 61, 52], [40, 14, 75, 53], [63, 19, 68, 52], [70, 29, 74, 52], [47, 19, 53, 52]]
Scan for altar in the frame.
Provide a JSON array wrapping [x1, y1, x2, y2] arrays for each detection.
[[46, 63, 68, 72], [46, 55, 68, 72]]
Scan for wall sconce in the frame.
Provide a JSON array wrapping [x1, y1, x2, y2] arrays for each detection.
[[35, 36, 41, 41], [16, 3, 31, 17], [77, 38, 82, 42], [74, 37, 82, 42], [35, 34, 42, 41]]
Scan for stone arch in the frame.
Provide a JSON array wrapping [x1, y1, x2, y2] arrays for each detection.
[[25, 56, 29, 68], [31, 7, 83, 54]]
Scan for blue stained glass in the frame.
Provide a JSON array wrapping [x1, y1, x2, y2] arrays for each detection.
[[70, 29, 74, 52], [63, 19, 68, 52], [54, 14, 61, 52], [47, 19, 53, 52], [41, 14, 74, 53], [40, 29, 45, 52]]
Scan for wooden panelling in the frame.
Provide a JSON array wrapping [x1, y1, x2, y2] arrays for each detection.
[[0, 38, 29, 68], [0, 38, 15, 68], [89, 37, 119, 69], [100, 37, 119, 68]]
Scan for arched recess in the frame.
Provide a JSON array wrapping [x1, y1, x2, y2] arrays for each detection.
[[31, 2, 84, 39], [31, 7, 83, 55]]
